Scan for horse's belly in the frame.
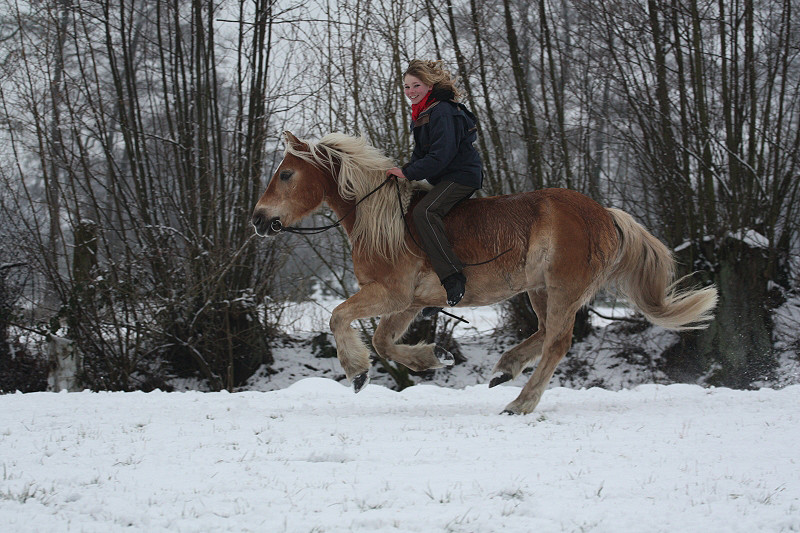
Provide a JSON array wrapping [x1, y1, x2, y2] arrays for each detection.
[[413, 267, 531, 308], [464, 269, 531, 306]]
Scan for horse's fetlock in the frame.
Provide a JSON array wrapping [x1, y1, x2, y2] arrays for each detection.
[[352, 372, 370, 393], [434, 346, 455, 366], [342, 359, 370, 381]]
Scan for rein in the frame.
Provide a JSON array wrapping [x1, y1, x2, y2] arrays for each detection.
[[390, 179, 512, 268], [271, 178, 393, 235], [274, 174, 512, 270]]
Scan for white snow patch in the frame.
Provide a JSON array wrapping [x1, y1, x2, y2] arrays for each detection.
[[727, 228, 770, 249], [1, 384, 799, 532]]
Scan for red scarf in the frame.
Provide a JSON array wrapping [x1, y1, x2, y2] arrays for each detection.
[[411, 90, 434, 122]]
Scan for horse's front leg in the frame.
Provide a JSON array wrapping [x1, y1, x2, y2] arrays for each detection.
[[329, 282, 403, 392]]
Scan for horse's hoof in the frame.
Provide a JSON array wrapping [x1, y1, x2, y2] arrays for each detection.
[[501, 408, 521, 416], [489, 373, 513, 388], [434, 346, 455, 366], [352, 372, 369, 393], [421, 307, 442, 319]]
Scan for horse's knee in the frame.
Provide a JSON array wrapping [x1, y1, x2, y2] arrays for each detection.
[[329, 311, 348, 333]]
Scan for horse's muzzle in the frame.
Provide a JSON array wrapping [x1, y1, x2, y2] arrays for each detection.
[[252, 213, 282, 237]]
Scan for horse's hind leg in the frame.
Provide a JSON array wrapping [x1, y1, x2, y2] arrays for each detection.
[[489, 330, 545, 387], [489, 290, 547, 387], [503, 295, 578, 415], [372, 309, 448, 372]]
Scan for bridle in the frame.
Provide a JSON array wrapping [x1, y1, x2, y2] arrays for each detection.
[[269, 177, 394, 235], [275, 175, 510, 265]]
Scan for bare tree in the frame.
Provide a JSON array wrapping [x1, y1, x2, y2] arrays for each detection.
[[0, 0, 302, 390], [2, 0, 797, 392]]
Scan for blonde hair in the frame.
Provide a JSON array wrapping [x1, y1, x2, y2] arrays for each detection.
[[404, 59, 463, 101]]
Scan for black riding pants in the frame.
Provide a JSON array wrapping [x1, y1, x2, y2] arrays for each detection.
[[411, 180, 476, 281]]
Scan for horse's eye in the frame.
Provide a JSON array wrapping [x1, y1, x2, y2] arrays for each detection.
[[280, 169, 294, 181]]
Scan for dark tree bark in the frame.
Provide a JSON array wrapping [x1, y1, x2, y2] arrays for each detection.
[[503, 0, 544, 190]]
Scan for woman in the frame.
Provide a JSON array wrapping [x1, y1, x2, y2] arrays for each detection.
[[387, 60, 482, 312]]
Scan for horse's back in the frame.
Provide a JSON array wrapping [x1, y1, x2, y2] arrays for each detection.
[[409, 187, 611, 237], [406, 187, 616, 274]]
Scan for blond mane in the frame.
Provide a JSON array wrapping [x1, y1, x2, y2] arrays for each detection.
[[285, 132, 427, 261]]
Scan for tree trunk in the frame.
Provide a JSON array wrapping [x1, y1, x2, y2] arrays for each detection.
[[669, 237, 776, 388], [503, 0, 543, 190], [47, 334, 82, 392], [444, 0, 496, 193], [699, 238, 775, 388], [469, 0, 511, 195], [538, 0, 573, 188], [42, 0, 73, 311], [647, 0, 685, 245]]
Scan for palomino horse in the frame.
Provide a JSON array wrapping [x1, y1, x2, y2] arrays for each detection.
[[252, 132, 717, 414]]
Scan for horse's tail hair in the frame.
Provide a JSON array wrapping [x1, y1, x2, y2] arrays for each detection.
[[605, 208, 718, 331]]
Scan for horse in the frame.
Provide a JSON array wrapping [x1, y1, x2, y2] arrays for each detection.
[[251, 131, 717, 414]]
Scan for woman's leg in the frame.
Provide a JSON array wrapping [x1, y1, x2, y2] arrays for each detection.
[[412, 180, 475, 305]]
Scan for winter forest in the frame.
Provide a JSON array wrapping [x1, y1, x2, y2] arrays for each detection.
[[1, 0, 798, 394]]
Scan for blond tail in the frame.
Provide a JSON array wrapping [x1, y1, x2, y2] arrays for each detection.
[[605, 208, 718, 330]]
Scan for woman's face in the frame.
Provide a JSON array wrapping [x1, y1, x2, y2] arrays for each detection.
[[404, 74, 432, 105]]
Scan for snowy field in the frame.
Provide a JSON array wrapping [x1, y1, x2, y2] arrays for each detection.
[[2, 381, 799, 532]]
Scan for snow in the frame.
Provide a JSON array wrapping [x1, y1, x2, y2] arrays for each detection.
[[727, 229, 770, 249], [677, 230, 772, 252], [274, 294, 503, 339], [2, 382, 799, 532]]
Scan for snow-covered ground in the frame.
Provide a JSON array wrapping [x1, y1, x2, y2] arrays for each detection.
[[2, 382, 799, 532], [3, 293, 798, 531]]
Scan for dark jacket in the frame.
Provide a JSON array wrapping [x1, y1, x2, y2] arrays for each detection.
[[402, 88, 482, 189]]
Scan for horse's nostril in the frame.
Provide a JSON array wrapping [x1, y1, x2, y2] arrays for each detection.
[[251, 212, 281, 236], [252, 213, 269, 235]]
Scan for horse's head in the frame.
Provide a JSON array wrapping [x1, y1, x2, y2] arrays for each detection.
[[252, 131, 329, 237]]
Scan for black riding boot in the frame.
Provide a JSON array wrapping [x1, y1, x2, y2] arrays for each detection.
[[442, 272, 466, 306], [420, 272, 466, 318]]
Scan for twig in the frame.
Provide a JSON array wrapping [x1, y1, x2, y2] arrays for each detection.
[[0, 262, 27, 272], [587, 306, 646, 325]]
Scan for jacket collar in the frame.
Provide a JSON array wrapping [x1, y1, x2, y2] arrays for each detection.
[[431, 87, 456, 102], [413, 101, 440, 127]]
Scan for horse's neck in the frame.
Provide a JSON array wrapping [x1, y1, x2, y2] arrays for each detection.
[[323, 175, 357, 235]]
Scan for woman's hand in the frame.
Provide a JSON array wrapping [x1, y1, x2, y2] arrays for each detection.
[[386, 167, 406, 180]]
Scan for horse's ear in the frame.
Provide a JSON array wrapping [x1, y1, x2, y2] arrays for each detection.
[[283, 131, 306, 151]]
